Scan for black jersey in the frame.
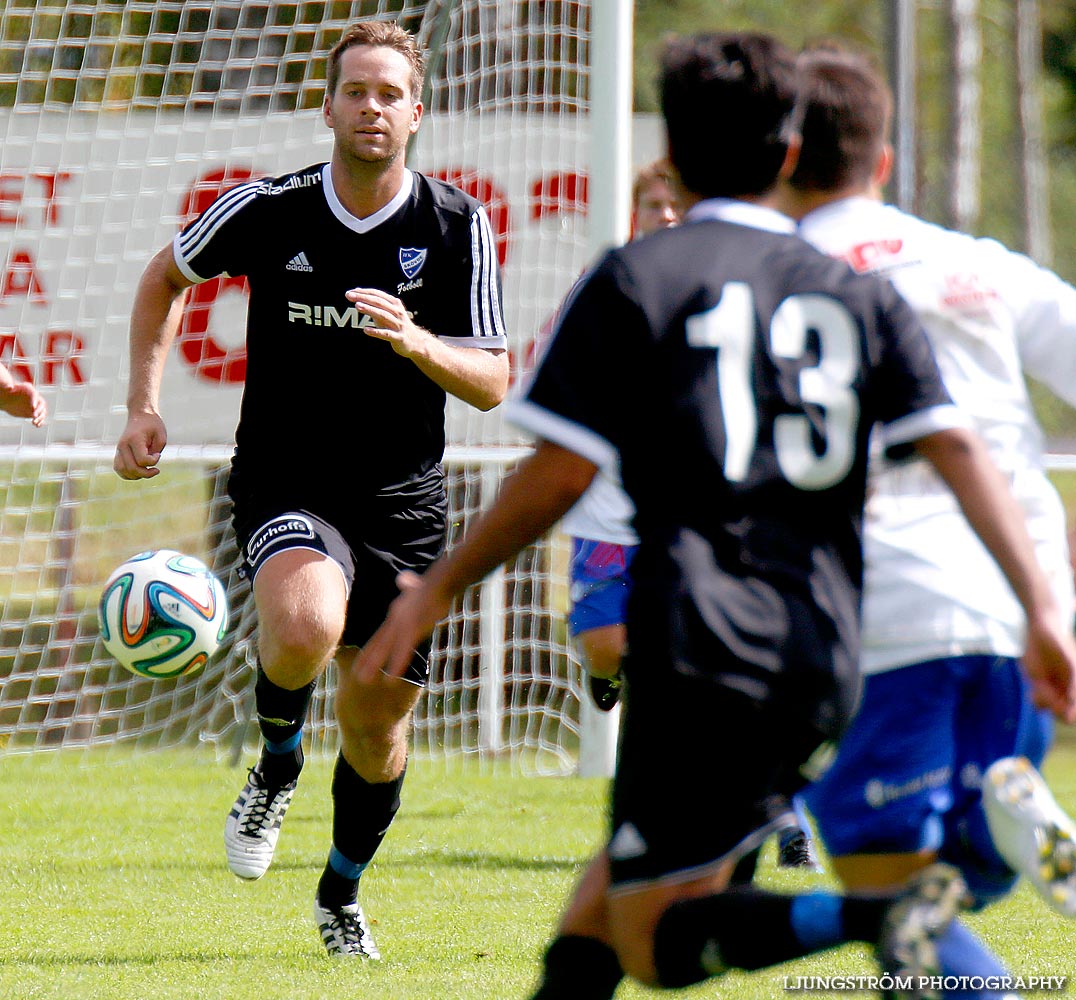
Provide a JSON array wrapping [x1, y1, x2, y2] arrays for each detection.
[[510, 201, 959, 693], [174, 164, 506, 493]]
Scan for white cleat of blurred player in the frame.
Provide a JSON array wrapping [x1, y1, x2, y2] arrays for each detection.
[[982, 756, 1076, 917]]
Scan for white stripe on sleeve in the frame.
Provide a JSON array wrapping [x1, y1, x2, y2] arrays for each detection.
[[469, 206, 505, 340], [177, 181, 261, 271]]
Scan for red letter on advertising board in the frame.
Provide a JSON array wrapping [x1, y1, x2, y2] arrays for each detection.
[[0, 333, 34, 383], [430, 168, 511, 267], [175, 167, 259, 385], [1, 249, 47, 304], [42, 329, 85, 385]]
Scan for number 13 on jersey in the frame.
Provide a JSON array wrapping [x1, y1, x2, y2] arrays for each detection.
[[686, 282, 860, 490]]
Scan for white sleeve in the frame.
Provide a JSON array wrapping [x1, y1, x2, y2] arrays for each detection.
[[988, 240, 1076, 409]]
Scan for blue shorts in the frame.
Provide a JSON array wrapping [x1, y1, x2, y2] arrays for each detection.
[[803, 655, 1052, 861], [568, 538, 638, 636]]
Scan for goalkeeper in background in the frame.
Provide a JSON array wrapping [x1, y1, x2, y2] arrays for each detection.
[[113, 20, 507, 960]]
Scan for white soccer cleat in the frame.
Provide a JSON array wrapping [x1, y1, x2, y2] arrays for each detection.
[[314, 897, 381, 959], [224, 767, 297, 880], [982, 756, 1076, 917]]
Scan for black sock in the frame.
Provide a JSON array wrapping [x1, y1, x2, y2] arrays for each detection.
[[653, 886, 890, 988], [839, 895, 890, 942], [316, 754, 405, 909], [253, 665, 314, 786], [528, 935, 623, 999]]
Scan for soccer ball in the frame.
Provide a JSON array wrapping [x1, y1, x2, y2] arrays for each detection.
[[98, 549, 229, 679]]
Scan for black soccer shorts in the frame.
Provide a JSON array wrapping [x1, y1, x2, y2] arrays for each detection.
[[230, 483, 446, 686], [606, 628, 852, 892]]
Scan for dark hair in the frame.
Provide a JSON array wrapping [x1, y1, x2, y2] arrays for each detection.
[[789, 44, 892, 193], [326, 21, 425, 100], [660, 32, 799, 199]]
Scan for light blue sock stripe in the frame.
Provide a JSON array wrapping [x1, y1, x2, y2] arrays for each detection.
[[329, 845, 368, 881], [264, 730, 302, 754], [937, 921, 1009, 981], [790, 891, 844, 951]]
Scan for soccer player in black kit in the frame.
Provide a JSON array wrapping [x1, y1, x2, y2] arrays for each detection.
[[114, 21, 508, 958], [355, 31, 1076, 1000]]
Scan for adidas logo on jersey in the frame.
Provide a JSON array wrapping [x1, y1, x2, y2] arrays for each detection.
[[607, 822, 648, 860], [286, 252, 313, 272]]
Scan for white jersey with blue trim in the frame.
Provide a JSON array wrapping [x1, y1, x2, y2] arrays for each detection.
[[799, 196, 1076, 673]]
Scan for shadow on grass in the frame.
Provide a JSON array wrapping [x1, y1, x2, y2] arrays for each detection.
[[0, 949, 272, 968], [391, 847, 581, 872]]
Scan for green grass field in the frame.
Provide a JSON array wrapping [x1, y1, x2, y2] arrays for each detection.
[[0, 747, 1074, 1000]]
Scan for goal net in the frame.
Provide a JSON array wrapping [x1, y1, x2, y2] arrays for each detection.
[[0, 0, 632, 775]]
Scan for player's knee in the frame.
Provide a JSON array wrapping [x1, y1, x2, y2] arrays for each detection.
[[830, 849, 937, 892], [260, 606, 343, 673], [578, 626, 626, 678]]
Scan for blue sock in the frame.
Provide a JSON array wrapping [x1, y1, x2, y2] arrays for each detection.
[[257, 727, 304, 786], [789, 891, 844, 950], [264, 729, 303, 755], [317, 845, 369, 908], [936, 921, 1010, 997], [328, 844, 368, 881]]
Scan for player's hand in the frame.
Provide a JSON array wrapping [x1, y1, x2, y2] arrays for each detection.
[[1022, 609, 1076, 724], [0, 381, 47, 427], [345, 287, 429, 358], [357, 570, 451, 683], [114, 410, 167, 480]]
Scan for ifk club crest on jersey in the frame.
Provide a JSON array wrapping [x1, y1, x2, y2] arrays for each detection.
[[399, 246, 427, 280]]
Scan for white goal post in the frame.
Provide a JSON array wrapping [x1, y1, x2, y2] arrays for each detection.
[[0, 0, 659, 775]]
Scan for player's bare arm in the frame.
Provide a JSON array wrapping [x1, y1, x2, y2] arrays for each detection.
[[916, 425, 1076, 722], [358, 440, 597, 682], [114, 243, 195, 481], [346, 285, 509, 410], [0, 362, 46, 427]]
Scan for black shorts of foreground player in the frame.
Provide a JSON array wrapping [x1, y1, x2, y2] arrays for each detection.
[[113, 21, 508, 960], [355, 31, 1076, 1000]]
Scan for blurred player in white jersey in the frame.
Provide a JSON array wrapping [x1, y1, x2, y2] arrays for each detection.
[[780, 43, 1076, 992]]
